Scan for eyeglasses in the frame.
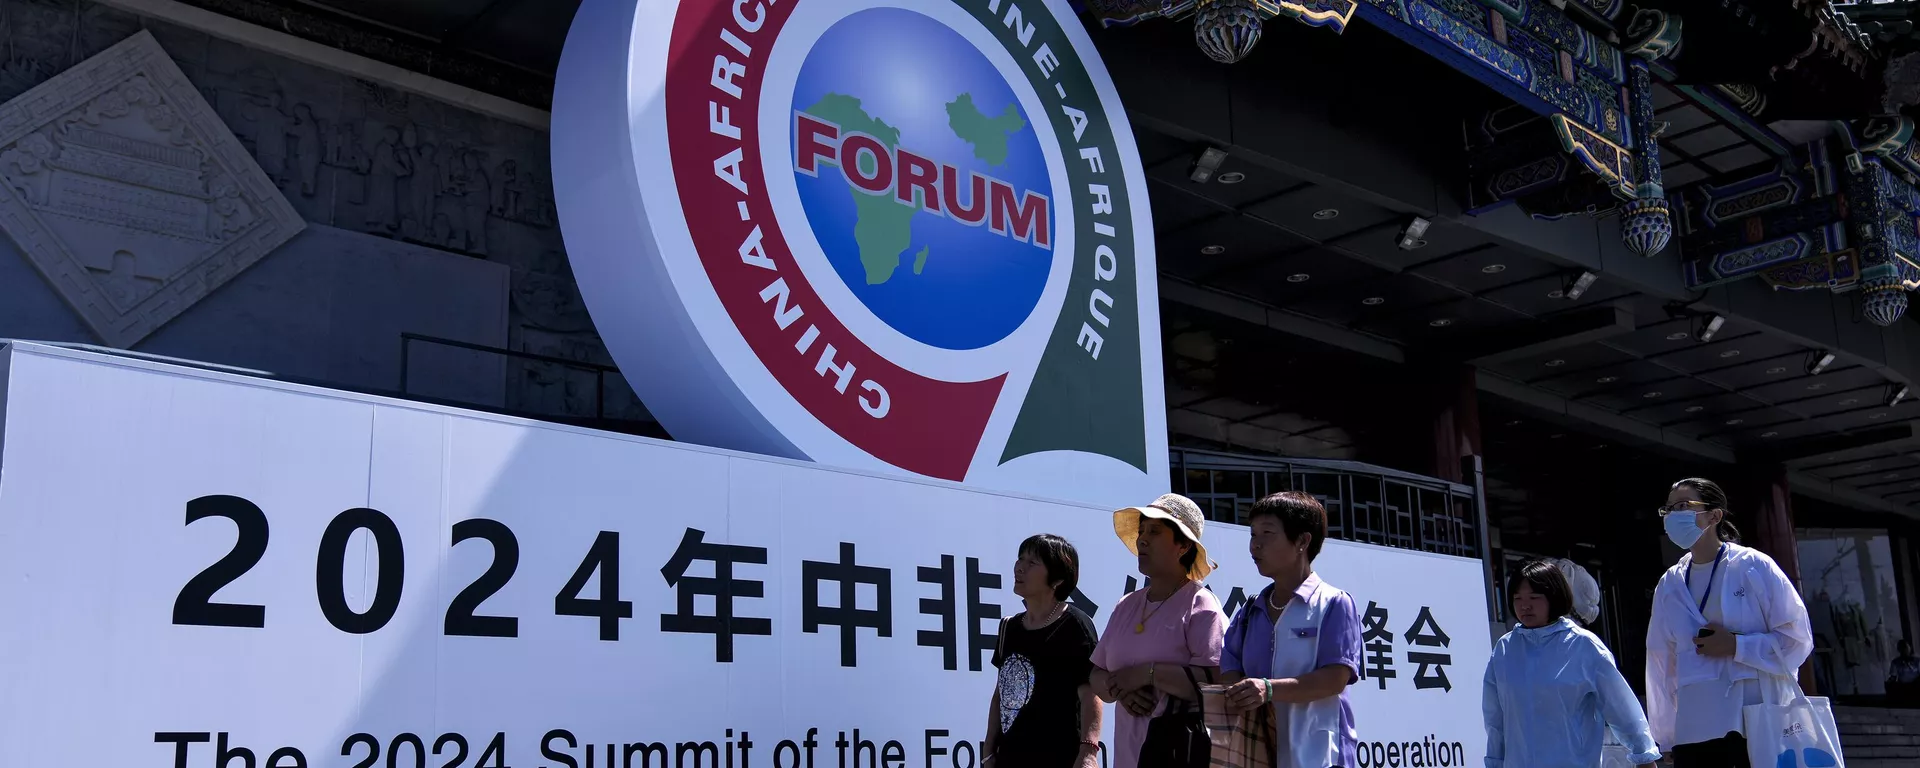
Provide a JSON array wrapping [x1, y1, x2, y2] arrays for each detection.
[[1657, 500, 1712, 517]]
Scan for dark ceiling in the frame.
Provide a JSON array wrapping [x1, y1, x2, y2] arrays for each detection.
[[1127, 45, 1920, 515], [1649, 81, 1781, 190], [240, 0, 1920, 514]]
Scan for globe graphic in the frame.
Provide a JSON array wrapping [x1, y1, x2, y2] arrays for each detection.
[[791, 8, 1055, 351]]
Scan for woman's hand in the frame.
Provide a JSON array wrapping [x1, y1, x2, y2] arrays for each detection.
[[1223, 677, 1267, 713], [1113, 663, 1153, 692], [1694, 624, 1738, 658], [1121, 688, 1157, 717]]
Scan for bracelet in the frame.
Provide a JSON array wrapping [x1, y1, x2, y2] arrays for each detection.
[[1148, 661, 1156, 685], [1261, 678, 1273, 703]]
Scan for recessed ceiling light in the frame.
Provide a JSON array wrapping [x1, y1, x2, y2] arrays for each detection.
[[1725, 418, 1745, 426], [1807, 383, 1827, 391], [1768, 367, 1788, 375], [1547, 289, 1566, 299], [1841, 399, 1861, 406], [1361, 297, 1386, 306], [1287, 273, 1312, 283], [1643, 391, 1663, 398], [1429, 318, 1454, 327], [1719, 349, 1742, 358], [1217, 171, 1247, 184], [1666, 332, 1691, 341], [1762, 431, 1780, 438], [1686, 406, 1707, 413], [1596, 376, 1618, 384], [1313, 208, 1340, 220], [1201, 245, 1225, 255], [1482, 264, 1507, 274], [1545, 359, 1566, 367]]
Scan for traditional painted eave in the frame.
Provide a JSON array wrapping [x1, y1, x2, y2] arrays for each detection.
[[1797, 0, 1876, 74]]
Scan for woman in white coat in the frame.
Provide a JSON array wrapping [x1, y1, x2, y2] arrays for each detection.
[[1645, 478, 1813, 768]]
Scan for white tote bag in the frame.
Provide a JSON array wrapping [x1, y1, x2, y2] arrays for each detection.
[[1742, 678, 1845, 768]]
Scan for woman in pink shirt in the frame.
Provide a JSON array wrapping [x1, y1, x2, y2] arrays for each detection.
[[1088, 493, 1227, 768]]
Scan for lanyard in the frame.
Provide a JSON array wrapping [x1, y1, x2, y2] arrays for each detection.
[[1686, 544, 1727, 614]]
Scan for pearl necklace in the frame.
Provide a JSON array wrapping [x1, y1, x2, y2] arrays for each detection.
[[1025, 601, 1066, 630]]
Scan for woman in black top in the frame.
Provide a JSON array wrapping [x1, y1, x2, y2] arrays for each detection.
[[986, 534, 1102, 768]]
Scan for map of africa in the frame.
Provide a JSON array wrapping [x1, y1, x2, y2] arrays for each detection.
[[803, 92, 1027, 285]]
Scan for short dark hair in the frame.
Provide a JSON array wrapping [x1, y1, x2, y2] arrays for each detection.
[[1672, 477, 1741, 543], [1018, 534, 1080, 600], [1149, 517, 1200, 572], [1248, 491, 1328, 561], [1506, 559, 1573, 623]]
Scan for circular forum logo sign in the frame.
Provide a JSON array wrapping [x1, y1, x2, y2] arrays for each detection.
[[553, 0, 1164, 504]]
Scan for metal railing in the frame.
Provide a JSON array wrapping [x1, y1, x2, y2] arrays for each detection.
[[1171, 448, 1485, 556], [1170, 447, 1497, 617], [399, 332, 621, 422]]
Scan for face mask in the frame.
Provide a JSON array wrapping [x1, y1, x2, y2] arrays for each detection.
[[1665, 510, 1706, 549]]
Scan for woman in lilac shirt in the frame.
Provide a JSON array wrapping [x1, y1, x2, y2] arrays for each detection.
[[1218, 492, 1362, 768], [1088, 493, 1227, 768]]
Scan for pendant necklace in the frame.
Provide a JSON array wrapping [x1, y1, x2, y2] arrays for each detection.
[[1136, 594, 1168, 633]]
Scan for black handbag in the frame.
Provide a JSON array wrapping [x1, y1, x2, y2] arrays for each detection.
[[1137, 666, 1212, 768]]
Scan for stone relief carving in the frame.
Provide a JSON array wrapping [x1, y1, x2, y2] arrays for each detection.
[[360, 126, 401, 232], [507, 326, 647, 422], [511, 250, 593, 334], [0, 29, 302, 347], [0, 0, 635, 426], [289, 102, 321, 196]]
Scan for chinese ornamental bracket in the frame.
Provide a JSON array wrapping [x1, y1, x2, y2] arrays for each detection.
[[1616, 9, 1683, 258], [1676, 122, 1920, 328], [1618, 58, 1672, 257], [1090, 0, 1677, 257], [1843, 118, 1920, 326], [1082, 0, 1358, 64], [1192, 0, 1360, 63]]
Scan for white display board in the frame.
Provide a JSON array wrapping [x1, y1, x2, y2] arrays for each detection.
[[0, 343, 1488, 768]]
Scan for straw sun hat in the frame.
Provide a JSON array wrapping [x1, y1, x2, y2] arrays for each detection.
[[1112, 493, 1216, 581]]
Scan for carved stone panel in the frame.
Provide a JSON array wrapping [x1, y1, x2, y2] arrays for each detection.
[[0, 29, 303, 347]]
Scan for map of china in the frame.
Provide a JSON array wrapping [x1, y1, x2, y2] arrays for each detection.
[[805, 92, 1026, 284]]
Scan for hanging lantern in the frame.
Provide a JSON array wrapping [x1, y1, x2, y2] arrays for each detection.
[[1194, 0, 1265, 64], [1620, 196, 1672, 257]]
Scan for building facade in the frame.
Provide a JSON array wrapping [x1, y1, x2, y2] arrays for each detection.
[[2, 0, 1918, 721]]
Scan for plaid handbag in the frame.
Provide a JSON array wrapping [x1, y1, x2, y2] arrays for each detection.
[[1198, 685, 1273, 768]]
